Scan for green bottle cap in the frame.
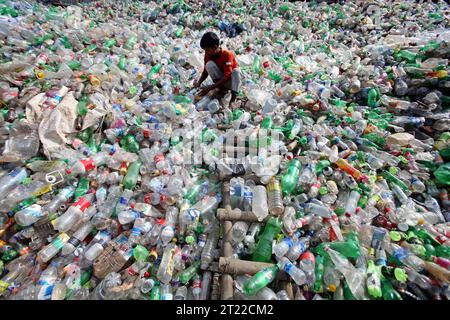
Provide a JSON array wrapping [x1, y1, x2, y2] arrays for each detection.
[[394, 268, 408, 282], [390, 231, 402, 242], [389, 167, 398, 175], [185, 235, 195, 244], [319, 186, 328, 195], [334, 207, 345, 216]]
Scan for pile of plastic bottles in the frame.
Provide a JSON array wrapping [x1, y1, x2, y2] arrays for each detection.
[[0, 0, 449, 300]]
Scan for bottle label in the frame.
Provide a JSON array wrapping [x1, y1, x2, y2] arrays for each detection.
[[185, 209, 200, 221], [119, 197, 129, 205], [9, 168, 25, 179], [37, 284, 54, 300], [243, 190, 253, 200], [60, 187, 75, 199], [284, 238, 293, 248], [154, 154, 164, 164], [81, 158, 95, 171], [22, 205, 43, 218], [267, 180, 281, 192], [68, 237, 81, 248], [53, 233, 70, 250], [73, 197, 91, 212], [160, 292, 173, 300], [283, 262, 294, 273], [131, 227, 142, 237], [297, 241, 306, 253]]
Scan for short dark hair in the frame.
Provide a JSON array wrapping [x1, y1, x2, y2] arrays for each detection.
[[200, 32, 220, 49]]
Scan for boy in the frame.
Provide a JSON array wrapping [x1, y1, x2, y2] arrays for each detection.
[[193, 32, 241, 108]]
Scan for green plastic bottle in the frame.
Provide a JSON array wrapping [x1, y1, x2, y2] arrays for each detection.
[[435, 245, 450, 259], [382, 171, 410, 192], [147, 63, 162, 80], [149, 282, 161, 300], [252, 55, 262, 75], [120, 134, 140, 153], [118, 55, 127, 71], [124, 35, 137, 50], [77, 95, 88, 117], [315, 231, 361, 260], [281, 158, 302, 195], [315, 160, 331, 174], [179, 260, 201, 284], [123, 160, 142, 190], [184, 180, 205, 205], [1, 248, 18, 262], [367, 88, 379, 108], [366, 260, 382, 298], [243, 265, 279, 296], [175, 26, 183, 38], [381, 279, 402, 300], [313, 255, 325, 293], [133, 245, 150, 262], [260, 116, 273, 129], [268, 70, 282, 83], [251, 217, 282, 262], [104, 38, 116, 49], [67, 60, 81, 70], [342, 281, 356, 300], [12, 197, 37, 213], [74, 177, 90, 201], [395, 50, 417, 63], [434, 163, 450, 186]]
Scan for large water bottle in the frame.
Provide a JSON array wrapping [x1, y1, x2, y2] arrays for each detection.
[[0, 167, 28, 201]]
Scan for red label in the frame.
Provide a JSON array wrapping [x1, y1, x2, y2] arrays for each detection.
[[329, 226, 337, 242], [154, 154, 164, 163], [80, 158, 95, 171], [300, 251, 315, 264], [436, 235, 447, 244], [298, 218, 307, 227], [73, 197, 91, 212]]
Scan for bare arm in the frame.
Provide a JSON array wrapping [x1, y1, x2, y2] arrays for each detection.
[[196, 69, 208, 86], [208, 77, 228, 90]]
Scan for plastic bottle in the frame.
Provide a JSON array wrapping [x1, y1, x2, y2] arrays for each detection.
[[243, 264, 279, 296], [251, 217, 282, 263], [252, 185, 269, 221], [53, 193, 95, 232], [277, 257, 307, 286], [267, 177, 284, 215]]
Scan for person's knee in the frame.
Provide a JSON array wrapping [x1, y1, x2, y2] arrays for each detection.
[[205, 61, 217, 73]]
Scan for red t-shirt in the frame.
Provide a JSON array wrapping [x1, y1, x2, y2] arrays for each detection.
[[204, 49, 238, 80]]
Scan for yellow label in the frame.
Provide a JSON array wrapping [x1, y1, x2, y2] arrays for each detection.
[[33, 184, 53, 197], [0, 280, 9, 293], [267, 180, 281, 192], [436, 70, 448, 79], [166, 249, 175, 277]]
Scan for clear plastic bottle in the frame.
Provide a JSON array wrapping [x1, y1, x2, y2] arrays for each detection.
[[14, 204, 45, 227], [53, 193, 95, 232], [267, 177, 284, 216], [277, 257, 307, 286], [61, 222, 94, 256], [0, 168, 28, 201], [231, 221, 250, 246], [252, 185, 269, 221]]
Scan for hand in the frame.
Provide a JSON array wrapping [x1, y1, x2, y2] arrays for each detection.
[[199, 85, 213, 96]]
